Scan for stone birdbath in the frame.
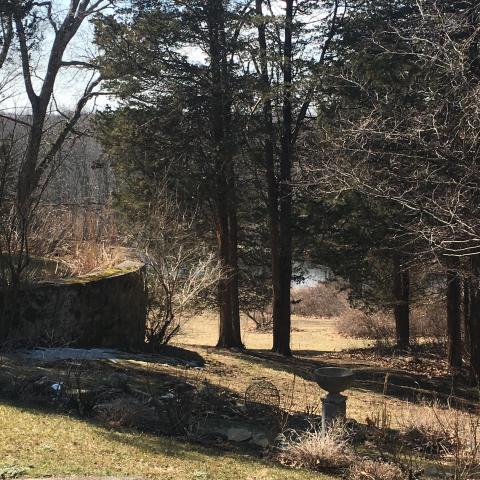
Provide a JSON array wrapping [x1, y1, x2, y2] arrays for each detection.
[[314, 367, 354, 435]]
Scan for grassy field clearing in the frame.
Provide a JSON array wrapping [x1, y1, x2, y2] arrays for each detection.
[[179, 313, 368, 352]]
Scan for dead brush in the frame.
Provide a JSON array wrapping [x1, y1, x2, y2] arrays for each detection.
[[395, 399, 480, 480], [291, 282, 349, 318], [347, 459, 406, 480], [276, 420, 354, 472], [336, 297, 447, 347], [28, 204, 119, 277], [96, 396, 154, 429], [366, 374, 392, 432], [62, 242, 119, 277], [397, 401, 461, 455]]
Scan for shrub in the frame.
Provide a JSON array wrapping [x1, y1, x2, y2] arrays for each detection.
[[337, 310, 394, 346], [397, 401, 480, 479], [337, 298, 447, 346], [291, 282, 349, 318], [97, 396, 154, 429], [398, 402, 462, 456], [139, 190, 223, 347], [277, 421, 354, 471], [347, 459, 405, 480], [410, 300, 447, 344], [28, 205, 119, 278]]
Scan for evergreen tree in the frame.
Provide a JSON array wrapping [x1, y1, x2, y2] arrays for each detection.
[[95, 0, 256, 348]]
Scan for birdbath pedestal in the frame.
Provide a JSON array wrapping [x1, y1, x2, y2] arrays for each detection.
[[314, 367, 354, 435]]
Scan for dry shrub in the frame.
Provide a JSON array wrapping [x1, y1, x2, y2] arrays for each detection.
[[61, 242, 120, 277], [337, 310, 393, 346], [397, 402, 480, 480], [277, 421, 354, 471], [27, 204, 119, 278], [366, 398, 480, 480], [97, 397, 154, 428], [292, 282, 349, 318], [410, 300, 447, 344], [141, 191, 224, 347], [397, 402, 465, 455], [337, 298, 447, 346], [347, 459, 405, 480], [398, 404, 459, 455]]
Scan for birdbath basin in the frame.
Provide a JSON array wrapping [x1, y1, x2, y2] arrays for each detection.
[[314, 367, 354, 394], [315, 367, 355, 435]]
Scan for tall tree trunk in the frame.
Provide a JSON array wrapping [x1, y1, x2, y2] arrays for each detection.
[[207, 0, 242, 349], [0, 14, 13, 70], [256, 0, 281, 339], [216, 187, 235, 347], [228, 170, 242, 346], [468, 257, 480, 377], [446, 258, 462, 368], [464, 277, 471, 352], [392, 254, 410, 348], [272, 0, 294, 356]]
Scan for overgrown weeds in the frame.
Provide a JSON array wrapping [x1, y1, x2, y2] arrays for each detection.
[[366, 390, 480, 480], [397, 400, 480, 480], [347, 459, 405, 480], [277, 421, 354, 471]]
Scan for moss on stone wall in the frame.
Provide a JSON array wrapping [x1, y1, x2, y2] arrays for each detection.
[[0, 261, 147, 350]]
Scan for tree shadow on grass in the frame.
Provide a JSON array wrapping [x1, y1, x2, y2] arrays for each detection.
[[223, 347, 480, 410], [0, 348, 285, 464], [0, 396, 302, 480]]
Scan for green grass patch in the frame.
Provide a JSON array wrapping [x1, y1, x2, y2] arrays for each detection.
[[0, 403, 333, 480]]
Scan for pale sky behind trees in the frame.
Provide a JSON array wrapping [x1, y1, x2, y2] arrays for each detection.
[[0, 0, 328, 113]]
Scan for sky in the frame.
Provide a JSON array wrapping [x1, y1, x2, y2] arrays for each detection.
[[0, 0, 217, 114], [0, 0, 330, 114], [0, 0, 113, 113]]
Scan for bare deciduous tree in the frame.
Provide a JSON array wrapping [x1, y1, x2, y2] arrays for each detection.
[[0, 0, 113, 286], [137, 189, 223, 347], [305, 0, 480, 370]]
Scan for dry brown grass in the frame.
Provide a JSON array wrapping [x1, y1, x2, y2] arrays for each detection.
[[277, 421, 354, 471], [347, 460, 405, 480], [396, 401, 480, 459], [61, 242, 120, 276], [178, 311, 367, 351], [28, 204, 120, 277], [398, 402, 458, 455]]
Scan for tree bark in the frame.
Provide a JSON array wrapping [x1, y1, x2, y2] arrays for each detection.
[[228, 170, 242, 345], [0, 13, 13, 70], [392, 254, 410, 348], [464, 277, 471, 352], [255, 0, 281, 343], [272, 0, 294, 356], [207, 0, 242, 349], [446, 258, 462, 368], [468, 257, 480, 377], [216, 196, 235, 347]]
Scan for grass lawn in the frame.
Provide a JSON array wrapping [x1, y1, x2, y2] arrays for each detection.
[[0, 313, 473, 479], [0, 403, 332, 480], [178, 312, 368, 352]]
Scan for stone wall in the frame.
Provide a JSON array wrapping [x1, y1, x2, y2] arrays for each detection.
[[1, 260, 147, 349]]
